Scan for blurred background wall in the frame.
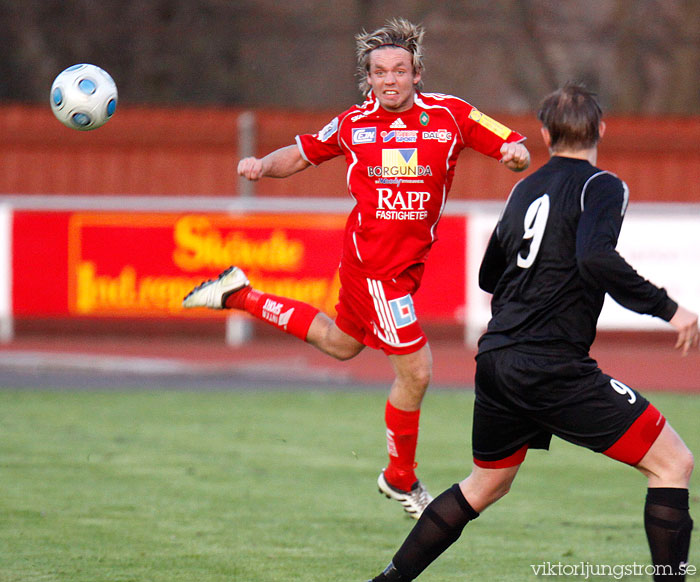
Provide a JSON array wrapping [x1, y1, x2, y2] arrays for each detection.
[[1, 0, 698, 114], [1, 0, 698, 201], [0, 0, 698, 346]]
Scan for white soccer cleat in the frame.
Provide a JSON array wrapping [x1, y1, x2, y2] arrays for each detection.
[[182, 266, 250, 310], [378, 471, 433, 520]]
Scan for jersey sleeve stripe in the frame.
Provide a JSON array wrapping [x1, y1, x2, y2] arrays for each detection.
[[294, 135, 316, 166], [620, 180, 630, 216], [580, 170, 628, 216], [580, 171, 611, 211]]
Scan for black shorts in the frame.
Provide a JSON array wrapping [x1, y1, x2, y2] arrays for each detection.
[[472, 345, 651, 466]]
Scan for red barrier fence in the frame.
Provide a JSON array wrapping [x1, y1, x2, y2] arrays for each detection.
[[1, 105, 698, 202], [11, 209, 465, 325]]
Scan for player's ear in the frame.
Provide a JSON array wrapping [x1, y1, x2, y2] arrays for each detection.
[[413, 69, 422, 86], [598, 121, 606, 139], [540, 127, 552, 149]]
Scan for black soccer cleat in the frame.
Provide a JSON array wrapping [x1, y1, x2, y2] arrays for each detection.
[[367, 562, 412, 582]]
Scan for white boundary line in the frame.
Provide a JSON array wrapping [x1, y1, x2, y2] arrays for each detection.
[[0, 203, 12, 343], [1, 194, 697, 216]]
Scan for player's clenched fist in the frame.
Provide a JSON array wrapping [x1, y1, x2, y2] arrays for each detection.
[[237, 156, 266, 181], [237, 145, 310, 180], [499, 142, 530, 171]]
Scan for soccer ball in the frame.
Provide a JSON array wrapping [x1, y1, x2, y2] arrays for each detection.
[[50, 64, 118, 131]]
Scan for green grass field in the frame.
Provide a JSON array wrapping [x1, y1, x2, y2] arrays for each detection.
[[1, 388, 698, 582]]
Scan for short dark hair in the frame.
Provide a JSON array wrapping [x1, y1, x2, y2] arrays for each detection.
[[537, 83, 603, 151]]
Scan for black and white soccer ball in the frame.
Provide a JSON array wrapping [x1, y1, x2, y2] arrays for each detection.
[[50, 64, 118, 131]]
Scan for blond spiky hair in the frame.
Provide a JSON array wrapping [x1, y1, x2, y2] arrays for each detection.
[[355, 17, 425, 94]]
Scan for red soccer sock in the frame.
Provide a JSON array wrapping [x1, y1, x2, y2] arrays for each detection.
[[384, 400, 421, 492], [225, 287, 319, 341], [223, 285, 254, 311]]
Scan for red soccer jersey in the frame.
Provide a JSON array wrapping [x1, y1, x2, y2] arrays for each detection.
[[296, 91, 525, 280]]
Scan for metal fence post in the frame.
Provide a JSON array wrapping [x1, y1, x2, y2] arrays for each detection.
[[226, 111, 257, 345]]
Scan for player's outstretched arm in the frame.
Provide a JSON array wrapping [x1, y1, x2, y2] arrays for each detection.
[[237, 144, 311, 181], [499, 142, 530, 172], [669, 305, 699, 357]]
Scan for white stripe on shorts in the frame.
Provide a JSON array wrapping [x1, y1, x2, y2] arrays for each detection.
[[366, 278, 400, 345]]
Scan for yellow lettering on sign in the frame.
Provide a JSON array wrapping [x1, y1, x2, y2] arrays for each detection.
[[172, 215, 304, 272], [76, 262, 140, 313], [75, 261, 204, 314], [73, 261, 339, 316]]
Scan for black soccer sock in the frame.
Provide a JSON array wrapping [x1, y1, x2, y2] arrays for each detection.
[[385, 483, 479, 580], [644, 487, 693, 581]]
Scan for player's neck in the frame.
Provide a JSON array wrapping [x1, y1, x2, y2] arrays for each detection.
[[550, 147, 598, 166]]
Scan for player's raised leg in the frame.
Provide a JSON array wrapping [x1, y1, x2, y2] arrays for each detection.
[[183, 265, 367, 361], [305, 310, 366, 361], [182, 265, 322, 343]]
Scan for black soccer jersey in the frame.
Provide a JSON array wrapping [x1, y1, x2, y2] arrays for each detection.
[[478, 156, 677, 355]]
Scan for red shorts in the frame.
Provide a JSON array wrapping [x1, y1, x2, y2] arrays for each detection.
[[335, 263, 428, 355]]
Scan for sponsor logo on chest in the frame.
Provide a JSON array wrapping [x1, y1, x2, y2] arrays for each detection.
[[422, 129, 453, 143], [381, 129, 418, 143], [375, 187, 431, 221], [352, 127, 377, 144], [367, 149, 433, 178]]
